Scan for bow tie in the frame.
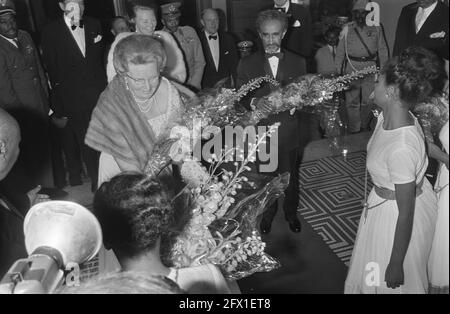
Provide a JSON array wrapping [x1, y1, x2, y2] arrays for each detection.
[[275, 7, 287, 13], [71, 21, 84, 31], [208, 34, 218, 40], [266, 52, 284, 60]]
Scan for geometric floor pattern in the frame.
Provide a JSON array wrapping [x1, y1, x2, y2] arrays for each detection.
[[298, 151, 373, 266]]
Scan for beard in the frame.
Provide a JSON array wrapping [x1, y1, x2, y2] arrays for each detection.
[[264, 44, 281, 53]]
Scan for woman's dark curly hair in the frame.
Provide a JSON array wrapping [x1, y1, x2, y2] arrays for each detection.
[[126, 0, 158, 19], [93, 173, 174, 258], [383, 46, 447, 108]]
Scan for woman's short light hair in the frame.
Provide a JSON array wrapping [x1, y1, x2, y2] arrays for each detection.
[[113, 34, 167, 76]]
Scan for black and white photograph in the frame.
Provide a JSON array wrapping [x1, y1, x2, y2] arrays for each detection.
[[0, 0, 448, 297]]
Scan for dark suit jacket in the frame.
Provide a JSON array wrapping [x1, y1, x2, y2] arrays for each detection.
[[236, 50, 307, 152], [41, 17, 107, 123], [393, 1, 449, 60], [199, 31, 239, 89], [267, 3, 313, 58]]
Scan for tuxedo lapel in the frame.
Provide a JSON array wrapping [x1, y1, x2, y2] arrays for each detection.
[[276, 54, 285, 83], [417, 2, 443, 38], [58, 18, 85, 61], [84, 19, 93, 60], [217, 33, 225, 73], [410, 5, 418, 34], [262, 55, 273, 79]]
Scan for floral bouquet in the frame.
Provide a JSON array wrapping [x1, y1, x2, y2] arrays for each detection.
[[414, 92, 449, 143], [167, 124, 289, 280], [149, 67, 378, 280], [248, 67, 378, 125]]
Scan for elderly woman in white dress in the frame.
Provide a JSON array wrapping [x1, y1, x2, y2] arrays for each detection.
[[345, 47, 446, 294], [106, 0, 186, 84], [86, 34, 184, 186]]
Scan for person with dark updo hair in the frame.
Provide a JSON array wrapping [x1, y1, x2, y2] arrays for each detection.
[[345, 46, 445, 294], [93, 173, 239, 294]]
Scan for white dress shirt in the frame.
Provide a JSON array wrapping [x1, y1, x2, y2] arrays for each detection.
[[415, 1, 438, 33], [267, 50, 281, 78], [64, 15, 86, 57], [0, 34, 18, 48], [205, 31, 220, 71], [274, 1, 290, 13]]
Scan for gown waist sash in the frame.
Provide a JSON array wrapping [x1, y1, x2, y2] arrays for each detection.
[[374, 179, 424, 201]]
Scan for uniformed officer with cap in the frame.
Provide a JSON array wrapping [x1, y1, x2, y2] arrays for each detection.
[[335, 0, 389, 133], [0, 0, 54, 188], [161, 2, 205, 91]]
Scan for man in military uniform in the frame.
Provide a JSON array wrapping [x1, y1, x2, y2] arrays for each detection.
[[161, 2, 205, 91], [0, 0, 53, 189], [335, 0, 389, 133]]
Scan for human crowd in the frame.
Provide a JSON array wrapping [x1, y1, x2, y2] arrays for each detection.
[[0, 0, 448, 294]]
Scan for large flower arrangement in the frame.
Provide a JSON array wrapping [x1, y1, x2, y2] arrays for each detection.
[[414, 92, 449, 143], [169, 125, 289, 279], [151, 67, 378, 280]]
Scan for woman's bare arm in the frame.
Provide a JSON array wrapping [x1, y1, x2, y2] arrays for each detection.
[[385, 181, 416, 289]]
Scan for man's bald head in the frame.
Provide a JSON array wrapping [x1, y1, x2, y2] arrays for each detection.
[[0, 108, 20, 180]]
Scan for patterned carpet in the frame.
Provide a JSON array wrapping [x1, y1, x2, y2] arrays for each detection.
[[298, 151, 373, 266]]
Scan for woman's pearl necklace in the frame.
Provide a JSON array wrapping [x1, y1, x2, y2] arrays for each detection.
[[126, 79, 156, 113]]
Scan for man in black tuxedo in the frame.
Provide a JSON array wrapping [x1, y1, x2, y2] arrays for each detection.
[[41, 0, 107, 191], [393, 0, 449, 60], [237, 10, 308, 234], [272, 0, 313, 59], [199, 8, 239, 89]]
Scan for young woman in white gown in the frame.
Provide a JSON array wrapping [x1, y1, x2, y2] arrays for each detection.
[[93, 173, 240, 294], [345, 47, 447, 294]]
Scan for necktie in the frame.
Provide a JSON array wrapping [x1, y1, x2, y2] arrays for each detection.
[[415, 7, 425, 33], [266, 52, 284, 60], [332, 47, 336, 60], [275, 7, 286, 13], [209, 35, 218, 40]]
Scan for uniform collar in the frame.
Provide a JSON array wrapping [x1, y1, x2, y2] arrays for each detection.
[[0, 33, 18, 48]]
